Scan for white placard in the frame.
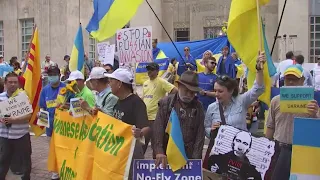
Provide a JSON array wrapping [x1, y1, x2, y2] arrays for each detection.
[[37, 110, 50, 128], [0, 91, 33, 118], [97, 42, 110, 63], [69, 98, 88, 117], [208, 125, 275, 179], [103, 44, 115, 66], [116, 26, 152, 64]]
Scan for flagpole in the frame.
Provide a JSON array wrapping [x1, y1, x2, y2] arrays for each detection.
[[256, 0, 264, 70], [256, 0, 263, 51]]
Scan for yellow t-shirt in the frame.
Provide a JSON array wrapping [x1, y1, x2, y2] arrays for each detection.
[[143, 77, 175, 120]]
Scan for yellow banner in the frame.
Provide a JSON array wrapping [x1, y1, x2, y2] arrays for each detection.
[[47, 110, 135, 180]]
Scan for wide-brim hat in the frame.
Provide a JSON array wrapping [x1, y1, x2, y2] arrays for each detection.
[[176, 70, 201, 92]]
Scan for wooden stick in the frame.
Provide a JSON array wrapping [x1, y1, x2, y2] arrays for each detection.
[[256, 0, 263, 51], [256, 0, 264, 69]]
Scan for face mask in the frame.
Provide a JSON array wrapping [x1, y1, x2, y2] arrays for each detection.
[[179, 91, 193, 103], [48, 76, 60, 84]]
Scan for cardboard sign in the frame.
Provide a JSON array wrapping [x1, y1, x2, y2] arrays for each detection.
[[37, 110, 50, 128], [280, 86, 314, 113], [0, 91, 33, 117], [133, 160, 203, 180], [117, 26, 152, 64], [204, 125, 275, 180], [97, 42, 110, 63], [69, 98, 88, 117], [103, 44, 115, 66]]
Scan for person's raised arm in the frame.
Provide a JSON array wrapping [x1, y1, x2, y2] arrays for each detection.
[[241, 52, 266, 108]]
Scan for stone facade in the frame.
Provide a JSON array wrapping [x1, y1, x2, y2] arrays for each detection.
[[0, 0, 312, 65]]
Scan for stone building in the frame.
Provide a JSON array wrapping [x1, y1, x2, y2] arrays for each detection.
[[0, 0, 319, 65]]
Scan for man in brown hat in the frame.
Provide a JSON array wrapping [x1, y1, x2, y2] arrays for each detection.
[[153, 70, 205, 167]]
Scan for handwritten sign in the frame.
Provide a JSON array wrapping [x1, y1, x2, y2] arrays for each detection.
[[117, 26, 152, 64], [37, 110, 50, 128], [70, 98, 88, 117], [280, 86, 314, 113], [0, 92, 33, 117], [205, 125, 275, 180], [133, 160, 202, 180], [97, 42, 110, 63], [103, 44, 115, 66]]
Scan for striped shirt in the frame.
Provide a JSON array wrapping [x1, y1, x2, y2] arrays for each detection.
[[0, 91, 29, 139]]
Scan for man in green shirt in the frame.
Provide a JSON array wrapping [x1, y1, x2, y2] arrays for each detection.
[[66, 70, 95, 107]]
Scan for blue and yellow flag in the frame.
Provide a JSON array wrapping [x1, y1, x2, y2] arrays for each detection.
[[86, 0, 143, 42], [69, 24, 84, 72], [165, 109, 187, 172], [291, 118, 320, 179], [227, 0, 273, 106]]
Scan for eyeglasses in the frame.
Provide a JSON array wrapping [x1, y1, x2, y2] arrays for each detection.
[[184, 49, 189, 52]]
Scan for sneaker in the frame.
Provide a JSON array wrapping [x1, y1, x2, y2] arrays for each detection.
[[51, 172, 59, 180]]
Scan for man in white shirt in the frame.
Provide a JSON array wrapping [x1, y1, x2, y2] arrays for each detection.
[[313, 55, 320, 91], [273, 51, 295, 87], [295, 55, 313, 86]]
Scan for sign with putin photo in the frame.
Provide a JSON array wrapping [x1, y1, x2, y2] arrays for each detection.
[[204, 125, 276, 180]]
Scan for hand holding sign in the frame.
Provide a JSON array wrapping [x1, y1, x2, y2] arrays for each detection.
[[306, 100, 319, 116]]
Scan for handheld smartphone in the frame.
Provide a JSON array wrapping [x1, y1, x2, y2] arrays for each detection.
[[4, 114, 11, 128]]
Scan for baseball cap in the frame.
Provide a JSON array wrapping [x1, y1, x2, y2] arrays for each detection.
[[66, 70, 84, 81], [146, 62, 159, 71], [105, 68, 134, 84], [284, 64, 303, 78], [86, 67, 107, 81]]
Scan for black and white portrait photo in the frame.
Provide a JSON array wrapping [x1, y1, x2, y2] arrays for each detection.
[[207, 125, 275, 180]]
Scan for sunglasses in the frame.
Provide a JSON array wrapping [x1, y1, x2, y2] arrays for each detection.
[[184, 49, 189, 52], [209, 61, 217, 65], [217, 75, 230, 81], [105, 68, 112, 72]]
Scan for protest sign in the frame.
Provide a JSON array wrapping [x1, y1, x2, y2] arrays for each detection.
[[103, 44, 115, 65], [69, 98, 88, 117], [280, 86, 314, 113], [203, 125, 275, 180], [97, 42, 110, 63], [0, 91, 33, 117], [133, 160, 202, 180], [48, 110, 135, 179], [290, 117, 320, 180], [117, 26, 152, 64], [37, 109, 50, 128]]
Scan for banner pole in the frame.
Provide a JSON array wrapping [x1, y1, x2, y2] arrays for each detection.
[[256, 0, 264, 69]]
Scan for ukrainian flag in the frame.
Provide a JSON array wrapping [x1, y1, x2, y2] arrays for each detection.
[[69, 24, 85, 72], [86, 0, 143, 42], [166, 109, 187, 172], [227, 0, 276, 107], [291, 118, 320, 179]]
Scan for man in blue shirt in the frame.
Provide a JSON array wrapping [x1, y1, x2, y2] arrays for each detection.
[[39, 65, 65, 180], [198, 56, 217, 111]]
